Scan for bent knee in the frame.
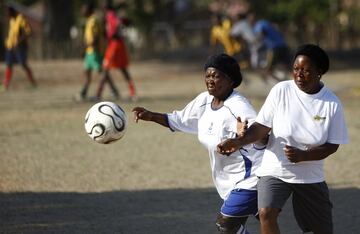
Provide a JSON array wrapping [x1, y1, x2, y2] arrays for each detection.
[[216, 214, 246, 234], [259, 207, 280, 222]]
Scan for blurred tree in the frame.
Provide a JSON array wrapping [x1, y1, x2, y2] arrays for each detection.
[[44, 0, 74, 41]]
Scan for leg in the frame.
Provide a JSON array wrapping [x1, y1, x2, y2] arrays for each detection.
[[3, 65, 13, 89], [105, 72, 120, 99], [80, 69, 92, 98], [79, 51, 102, 100], [270, 63, 290, 82], [257, 176, 292, 234], [96, 70, 109, 99], [120, 68, 137, 99], [17, 46, 36, 87], [218, 189, 258, 234], [258, 207, 281, 234], [97, 70, 120, 99], [292, 182, 333, 234], [22, 63, 37, 87], [268, 47, 290, 82], [3, 49, 14, 89], [216, 213, 249, 234]]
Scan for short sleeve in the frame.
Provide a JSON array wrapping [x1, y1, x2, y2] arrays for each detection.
[[256, 85, 278, 128], [167, 92, 208, 134], [327, 102, 349, 144]]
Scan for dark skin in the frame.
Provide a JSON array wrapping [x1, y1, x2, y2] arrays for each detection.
[[217, 55, 339, 234], [133, 67, 257, 231]]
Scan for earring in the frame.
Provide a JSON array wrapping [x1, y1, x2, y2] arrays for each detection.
[[318, 75, 321, 78]]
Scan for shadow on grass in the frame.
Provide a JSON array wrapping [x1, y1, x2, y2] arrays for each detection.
[[0, 188, 359, 234]]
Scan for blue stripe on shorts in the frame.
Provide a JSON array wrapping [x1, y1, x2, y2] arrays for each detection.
[[221, 189, 258, 217]]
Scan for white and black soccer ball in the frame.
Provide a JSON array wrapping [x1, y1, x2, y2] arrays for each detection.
[[85, 101, 127, 144]]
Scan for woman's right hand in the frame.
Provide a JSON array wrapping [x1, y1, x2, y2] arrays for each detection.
[[132, 107, 152, 122], [217, 138, 242, 156]]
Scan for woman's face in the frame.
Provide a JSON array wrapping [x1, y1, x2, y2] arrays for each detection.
[[292, 55, 322, 94], [205, 67, 234, 98]]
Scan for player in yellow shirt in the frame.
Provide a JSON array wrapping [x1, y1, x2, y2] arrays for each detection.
[[2, 5, 36, 91], [76, 3, 106, 101], [209, 14, 242, 57]]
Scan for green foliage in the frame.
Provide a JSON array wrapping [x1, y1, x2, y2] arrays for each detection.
[[126, 0, 156, 34], [261, 0, 330, 24]]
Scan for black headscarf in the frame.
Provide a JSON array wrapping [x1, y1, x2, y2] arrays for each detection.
[[294, 44, 330, 74], [204, 53, 243, 88]]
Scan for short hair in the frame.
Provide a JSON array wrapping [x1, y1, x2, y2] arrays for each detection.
[[294, 44, 330, 74], [204, 53, 243, 88]]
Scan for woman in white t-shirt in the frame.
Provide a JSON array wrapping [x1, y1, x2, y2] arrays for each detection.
[[217, 44, 349, 234], [133, 54, 266, 234]]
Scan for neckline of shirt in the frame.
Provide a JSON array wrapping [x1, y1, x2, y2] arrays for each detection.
[[291, 80, 326, 100]]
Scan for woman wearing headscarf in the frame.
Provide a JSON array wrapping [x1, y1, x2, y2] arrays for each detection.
[[217, 44, 349, 234], [133, 53, 266, 233]]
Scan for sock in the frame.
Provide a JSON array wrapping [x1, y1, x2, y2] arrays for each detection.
[[236, 224, 250, 234], [3, 67, 12, 88], [128, 81, 136, 97]]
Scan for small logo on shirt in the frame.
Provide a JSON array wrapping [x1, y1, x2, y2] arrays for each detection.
[[313, 115, 326, 121], [206, 122, 214, 135], [208, 122, 213, 132]]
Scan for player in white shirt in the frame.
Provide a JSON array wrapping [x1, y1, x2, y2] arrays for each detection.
[[133, 54, 266, 234], [217, 44, 349, 234]]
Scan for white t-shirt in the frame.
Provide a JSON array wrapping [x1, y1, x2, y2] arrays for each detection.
[[256, 80, 349, 183], [167, 91, 265, 199]]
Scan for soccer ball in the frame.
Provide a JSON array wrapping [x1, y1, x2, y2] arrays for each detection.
[[85, 101, 127, 144]]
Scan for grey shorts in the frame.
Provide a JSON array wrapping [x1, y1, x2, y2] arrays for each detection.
[[258, 176, 333, 233]]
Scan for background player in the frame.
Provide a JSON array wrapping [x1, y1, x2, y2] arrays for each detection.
[[1, 4, 36, 91], [75, 2, 105, 101], [209, 14, 242, 59], [247, 11, 291, 84], [95, 1, 137, 101]]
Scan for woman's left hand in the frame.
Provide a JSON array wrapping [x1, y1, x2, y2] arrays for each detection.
[[283, 145, 307, 163]]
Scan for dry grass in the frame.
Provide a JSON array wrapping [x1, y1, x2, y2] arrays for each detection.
[[0, 60, 359, 233]]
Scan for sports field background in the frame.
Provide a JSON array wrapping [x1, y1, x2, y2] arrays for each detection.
[[0, 60, 359, 233]]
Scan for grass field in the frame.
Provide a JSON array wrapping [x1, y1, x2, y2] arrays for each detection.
[[0, 59, 359, 233]]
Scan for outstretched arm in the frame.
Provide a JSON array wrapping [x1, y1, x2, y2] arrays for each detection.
[[217, 121, 271, 155], [132, 107, 169, 128]]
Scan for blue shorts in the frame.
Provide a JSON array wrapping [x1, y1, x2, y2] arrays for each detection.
[[221, 189, 258, 217], [5, 47, 28, 66]]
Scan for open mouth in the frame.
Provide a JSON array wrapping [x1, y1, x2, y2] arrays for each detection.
[[207, 85, 215, 91]]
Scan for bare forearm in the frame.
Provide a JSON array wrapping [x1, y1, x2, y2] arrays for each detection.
[[148, 112, 170, 128], [217, 122, 271, 155], [284, 143, 339, 163], [304, 143, 339, 161], [237, 122, 271, 147]]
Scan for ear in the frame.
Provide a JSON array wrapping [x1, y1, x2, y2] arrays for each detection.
[[317, 69, 323, 79]]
